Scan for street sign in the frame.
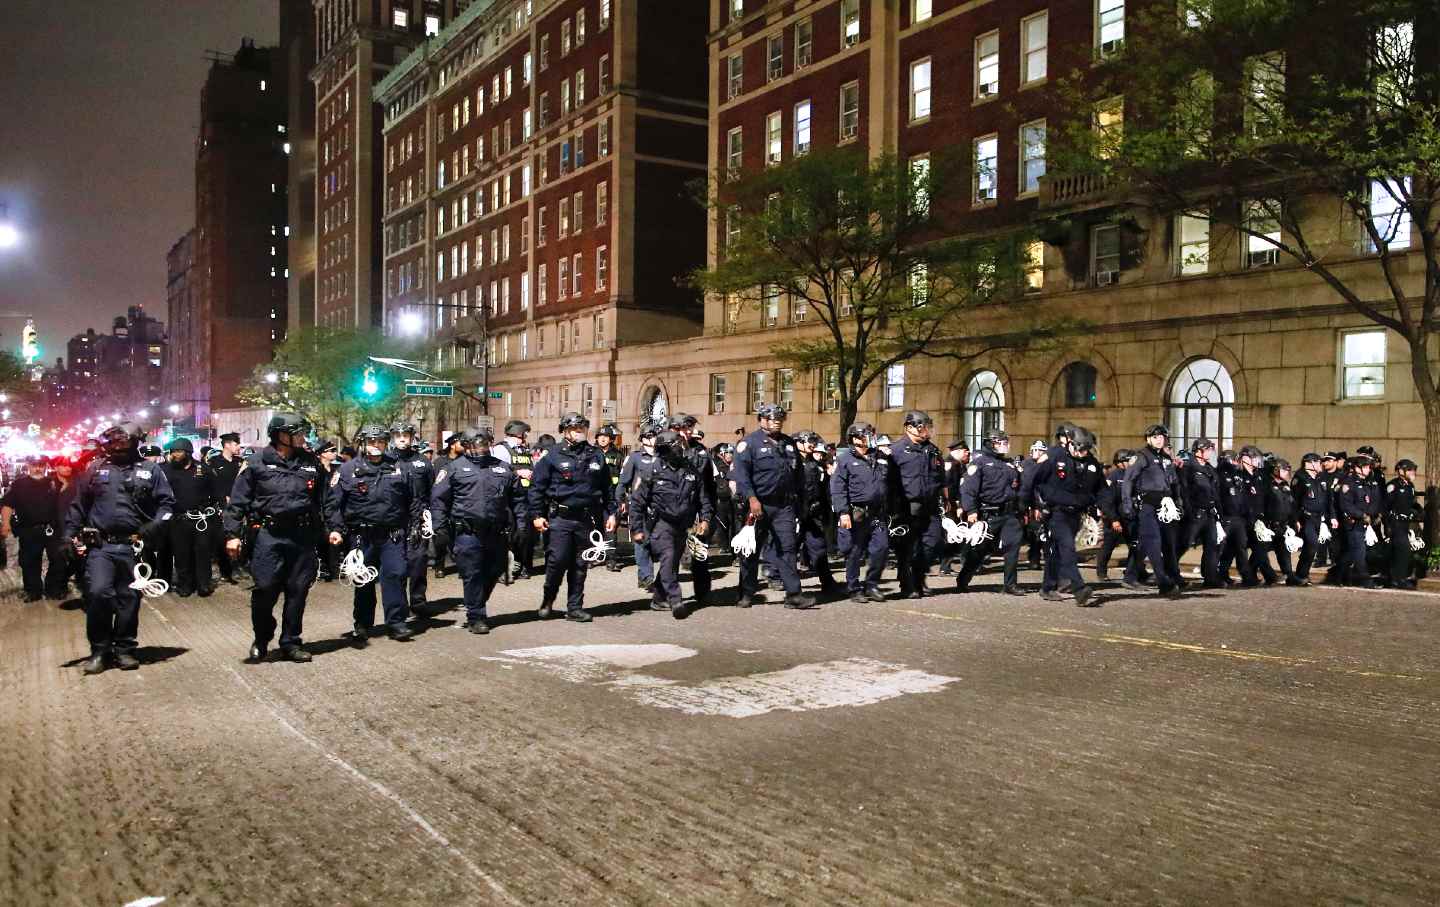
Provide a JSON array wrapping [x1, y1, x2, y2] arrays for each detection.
[[404, 380, 455, 398], [487, 391, 504, 399]]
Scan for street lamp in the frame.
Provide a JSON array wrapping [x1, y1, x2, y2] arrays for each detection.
[[264, 371, 279, 384], [398, 309, 425, 336], [0, 204, 19, 251], [137, 409, 149, 419], [168, 404, 180, 415]]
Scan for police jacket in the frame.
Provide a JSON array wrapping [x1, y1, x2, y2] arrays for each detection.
[[958, 449, 1019, 515], [1384, 475, 1417, 522], [1292, 472, 1331, 517], [1096, 474, 1123, 522], [1183, 461, 1221, 515], [2, 475, 62, 530], [496, 440, 536, 489], [528, 440, 615, 518], [1120, 447, 1181, 517], [619, 449, 657, 506], [430, 453, 516, 528], [161, 458, 223, 514], [1338, 472, 1382, 522], [630, 456, 711, 528], [713, 456, 735, 499], [889, 437, 945, 511], [326, 454, 419, 532], [601, 444, 625, 500], [223, 446, 325, 538], [1324, 470, 1346, 521], [1263, 479, 1297, 527], [390, 446, 433, 529], [829, 447, 891, 516], [65, 453, 176, 542], [684, 440, 718, 513], [1023, 445, 1095, 511], [732, 428, 801, 506], [800, 456, 831, 520]]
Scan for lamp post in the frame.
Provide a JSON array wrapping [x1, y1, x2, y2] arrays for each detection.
[[0, 203, 19, 251]]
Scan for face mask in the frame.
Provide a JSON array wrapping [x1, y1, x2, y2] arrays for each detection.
[[365, 444, 385, 458]]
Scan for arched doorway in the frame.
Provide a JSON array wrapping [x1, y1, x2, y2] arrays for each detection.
[[1166, 358, 1234, 450], [640, 385, 668, 427], [960, 370, 1005, 450]]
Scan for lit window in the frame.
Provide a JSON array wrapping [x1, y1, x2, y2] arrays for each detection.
[[763, 285, 780, 326], [840, 82, 860, 141], [597, 182, 608, 225], [910, 59, 931, 121], [766, 111, 782, 165], [1024, 240, 1045, 292], [795, 18, 813, 68], [425, 15, 440, 36], [749, 371, 768, 412], [1245, 52, 1285, 138], [1341, 329, 1387, 399], [572, 252, 583, 295], [1245, 199, 1281, 268], [392, 8, 409, 28], [973, 135, 998, 205], [727, 54, 743, 100], [794, 100, 812, 155], [1091, 223, 1121, 284], [883, 364, 905, 409], [842, 0, 861, 46], [1097, 0, 1124, 56], [1093, 97, 1123, 159], [597, 246, 609, 290], [975, 32, 999, 98], [711, 374, 727, 414], [913, 0, 932, 23], [1019, 120, 1046, 195], [767, 35, 783, 82], [1368, 177, 1412, 252], [1022, 12, 1048, 83]]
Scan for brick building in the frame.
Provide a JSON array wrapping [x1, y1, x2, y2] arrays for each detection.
[[372, 0, 710, 433], [163, 229, 198, 414], [281, 0, 319, 332], [175, 39, 291, 427]]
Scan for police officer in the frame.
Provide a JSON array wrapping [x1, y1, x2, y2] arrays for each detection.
[[387, 422, 432, 612], [670, 414, 717, 605], [712, 442, 737, 554], [1263, 458, 1303, 585], [529, 413, 618, 622], [313, 438, 341, 581], [940, 440, 971, 573], [732, 403, 817, 610], [224, 413, 326, 663], [955, 429, 1024, 594], [1, 455, 66, 600], [431, 427, 516, 634], [1337, 453, 1382, 588], [889, 410, 945, 598], [619, 422, 660, 590], [160, 437, 222, 598], [209, 432, 244, 583], [431, 431, 468, 577], [64, 422, 175, 674], [327, 425, 421, 644], [830, 423, 891, 603], [1181, 439, 1224, 587], [1094, 449, 1136, 583], [630, 429, 711, 619], [1291, 453, 1330, 585], [595, 424, 626, 573], [794, 430, 839, 596], [1022, 424, 1097, 605], [1322, 451, 1350, 583], [1120, 424, 1184, 599], [53, 456, 83, 596], [1384, 458, 1419, 589], [1236, 445, 1279, 585], [140, 444, 164, 465], [495, 420, 537, 578]]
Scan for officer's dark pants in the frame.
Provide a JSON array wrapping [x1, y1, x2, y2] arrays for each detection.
[[512, 520, 537, 575], [350, 532, 410, 631], [1248, 525, 1279, 583], [1042, 509, 1085, 593], [1096, 524, 1127, 577], [249, 528, 316, 648], [167, 517, 215, 595], [650, 520, 690, 604], [1295, 514, 1324, 581], [739, 504, 802, 598], [1347, 523, 1373, 584], [1186, 512, 1222, 585], [714, 495, 736, 552], [403, 528, 428, 608], [895, 508, 942, 593], [1325, 525, 1351, 583], [1219, 516, 1258, 584], [453, 526, 504, 621], [633, 531, 654, 583], [542, 514, 596, 612], [17, 526, 66, 598], [1388, 518, 1414, 585], [958, 513, 1023, 589], [800, 516, 834, 585], [1136, 504, 1182, 591], [838, 516, 888, 593], [84, 543, 142, 655], [318, 537, 339, 580], [1268, 526, 1297, 580]]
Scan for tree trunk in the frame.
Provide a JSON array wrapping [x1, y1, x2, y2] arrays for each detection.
[[1424, 401, 1440, 551], [838, 399, 859, 444]]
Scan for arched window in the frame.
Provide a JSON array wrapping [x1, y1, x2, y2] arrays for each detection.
[[641, 386, 668, 426], [1060, 362, 1098, 408], [961, 370, 1005, 450], [1166, 358, 1233, 450]]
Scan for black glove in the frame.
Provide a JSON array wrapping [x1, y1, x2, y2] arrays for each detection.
[[139, 519, 168, 548], [433, 529, 451, 551]]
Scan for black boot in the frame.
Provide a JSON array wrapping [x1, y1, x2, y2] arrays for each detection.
[[537, 597, 555, 619], [784, 593, 818, 610], [83, 651, 109, 675], [114, 651, 140, 671]]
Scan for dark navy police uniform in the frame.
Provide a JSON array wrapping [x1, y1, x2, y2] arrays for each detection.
[[431, 453, 516, 626], [732, 427, 804, 599], [326, 453, 420, 634], [889, 437, 945, 595], [528, 439, 614, 614], [830, 447, 891, 596], [956, 448, 1024, 591], [630, 453, 711, 608], [391, 446, 433, 609]]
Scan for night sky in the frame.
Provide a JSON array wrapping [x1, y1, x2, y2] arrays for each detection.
[[0, 0, 279, 364]]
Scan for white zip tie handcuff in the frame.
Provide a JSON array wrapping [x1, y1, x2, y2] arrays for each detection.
[[888, 519, 909, 537], [686, 532, 709, 561], [1409, 529, 1424, 552], [339, 545, 380, 587], [731, 523, 757, 557], [186, 507, 219, 533], [581, 529, 613, 563], [1157, 496, 1182, 523], [128, 540, 170, 598], [420, 510, 435, 540], [1215, 519, 1227, 546], [1283, 527, 1303, 553], [1253, 520, 1276, 543], [1077, 515, 1103, 549], [1316, 522, 1331, 544], [941, 516, 966, 545], [1365, 525, 1379, 547]]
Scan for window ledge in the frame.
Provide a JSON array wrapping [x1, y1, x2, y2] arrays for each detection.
[[908, 115, 932, 127], [972, 94, 1001, 107], [1015, 190, 1039, 201], [1019, 78, 1048, 92]]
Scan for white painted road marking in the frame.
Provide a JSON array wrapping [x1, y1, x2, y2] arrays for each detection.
[[500, 645, 959, 718]]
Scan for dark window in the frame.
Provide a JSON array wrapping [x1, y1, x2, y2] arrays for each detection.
[[1062, 362, 1097, 408]]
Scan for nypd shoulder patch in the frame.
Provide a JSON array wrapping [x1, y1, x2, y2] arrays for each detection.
[[736, 441, 747, 454]]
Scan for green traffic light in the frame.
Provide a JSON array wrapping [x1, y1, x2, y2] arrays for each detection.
[[361, 366, 379, 397]]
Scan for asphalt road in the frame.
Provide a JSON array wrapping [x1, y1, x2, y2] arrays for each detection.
[[3, 559, 1439, 906]]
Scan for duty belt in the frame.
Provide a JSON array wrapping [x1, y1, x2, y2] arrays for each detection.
[[453, 518, 502, 535], [551, 504, 595, 519], [349, 522, 401, 536], [84, 528, 137, 545], [262, 513, 314, 533]]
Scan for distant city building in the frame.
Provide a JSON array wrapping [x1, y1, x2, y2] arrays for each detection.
[[51, 307, 167, 424], [281, 0, 318, 332]]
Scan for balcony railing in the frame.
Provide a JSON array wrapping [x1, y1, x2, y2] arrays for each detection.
[[1039, 172, 1112, 209]]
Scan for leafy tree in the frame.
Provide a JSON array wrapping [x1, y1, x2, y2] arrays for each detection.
[[1050, 0, 1440, 533], [695, 145, 1076, 436], [237, 327, 445, 442]]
